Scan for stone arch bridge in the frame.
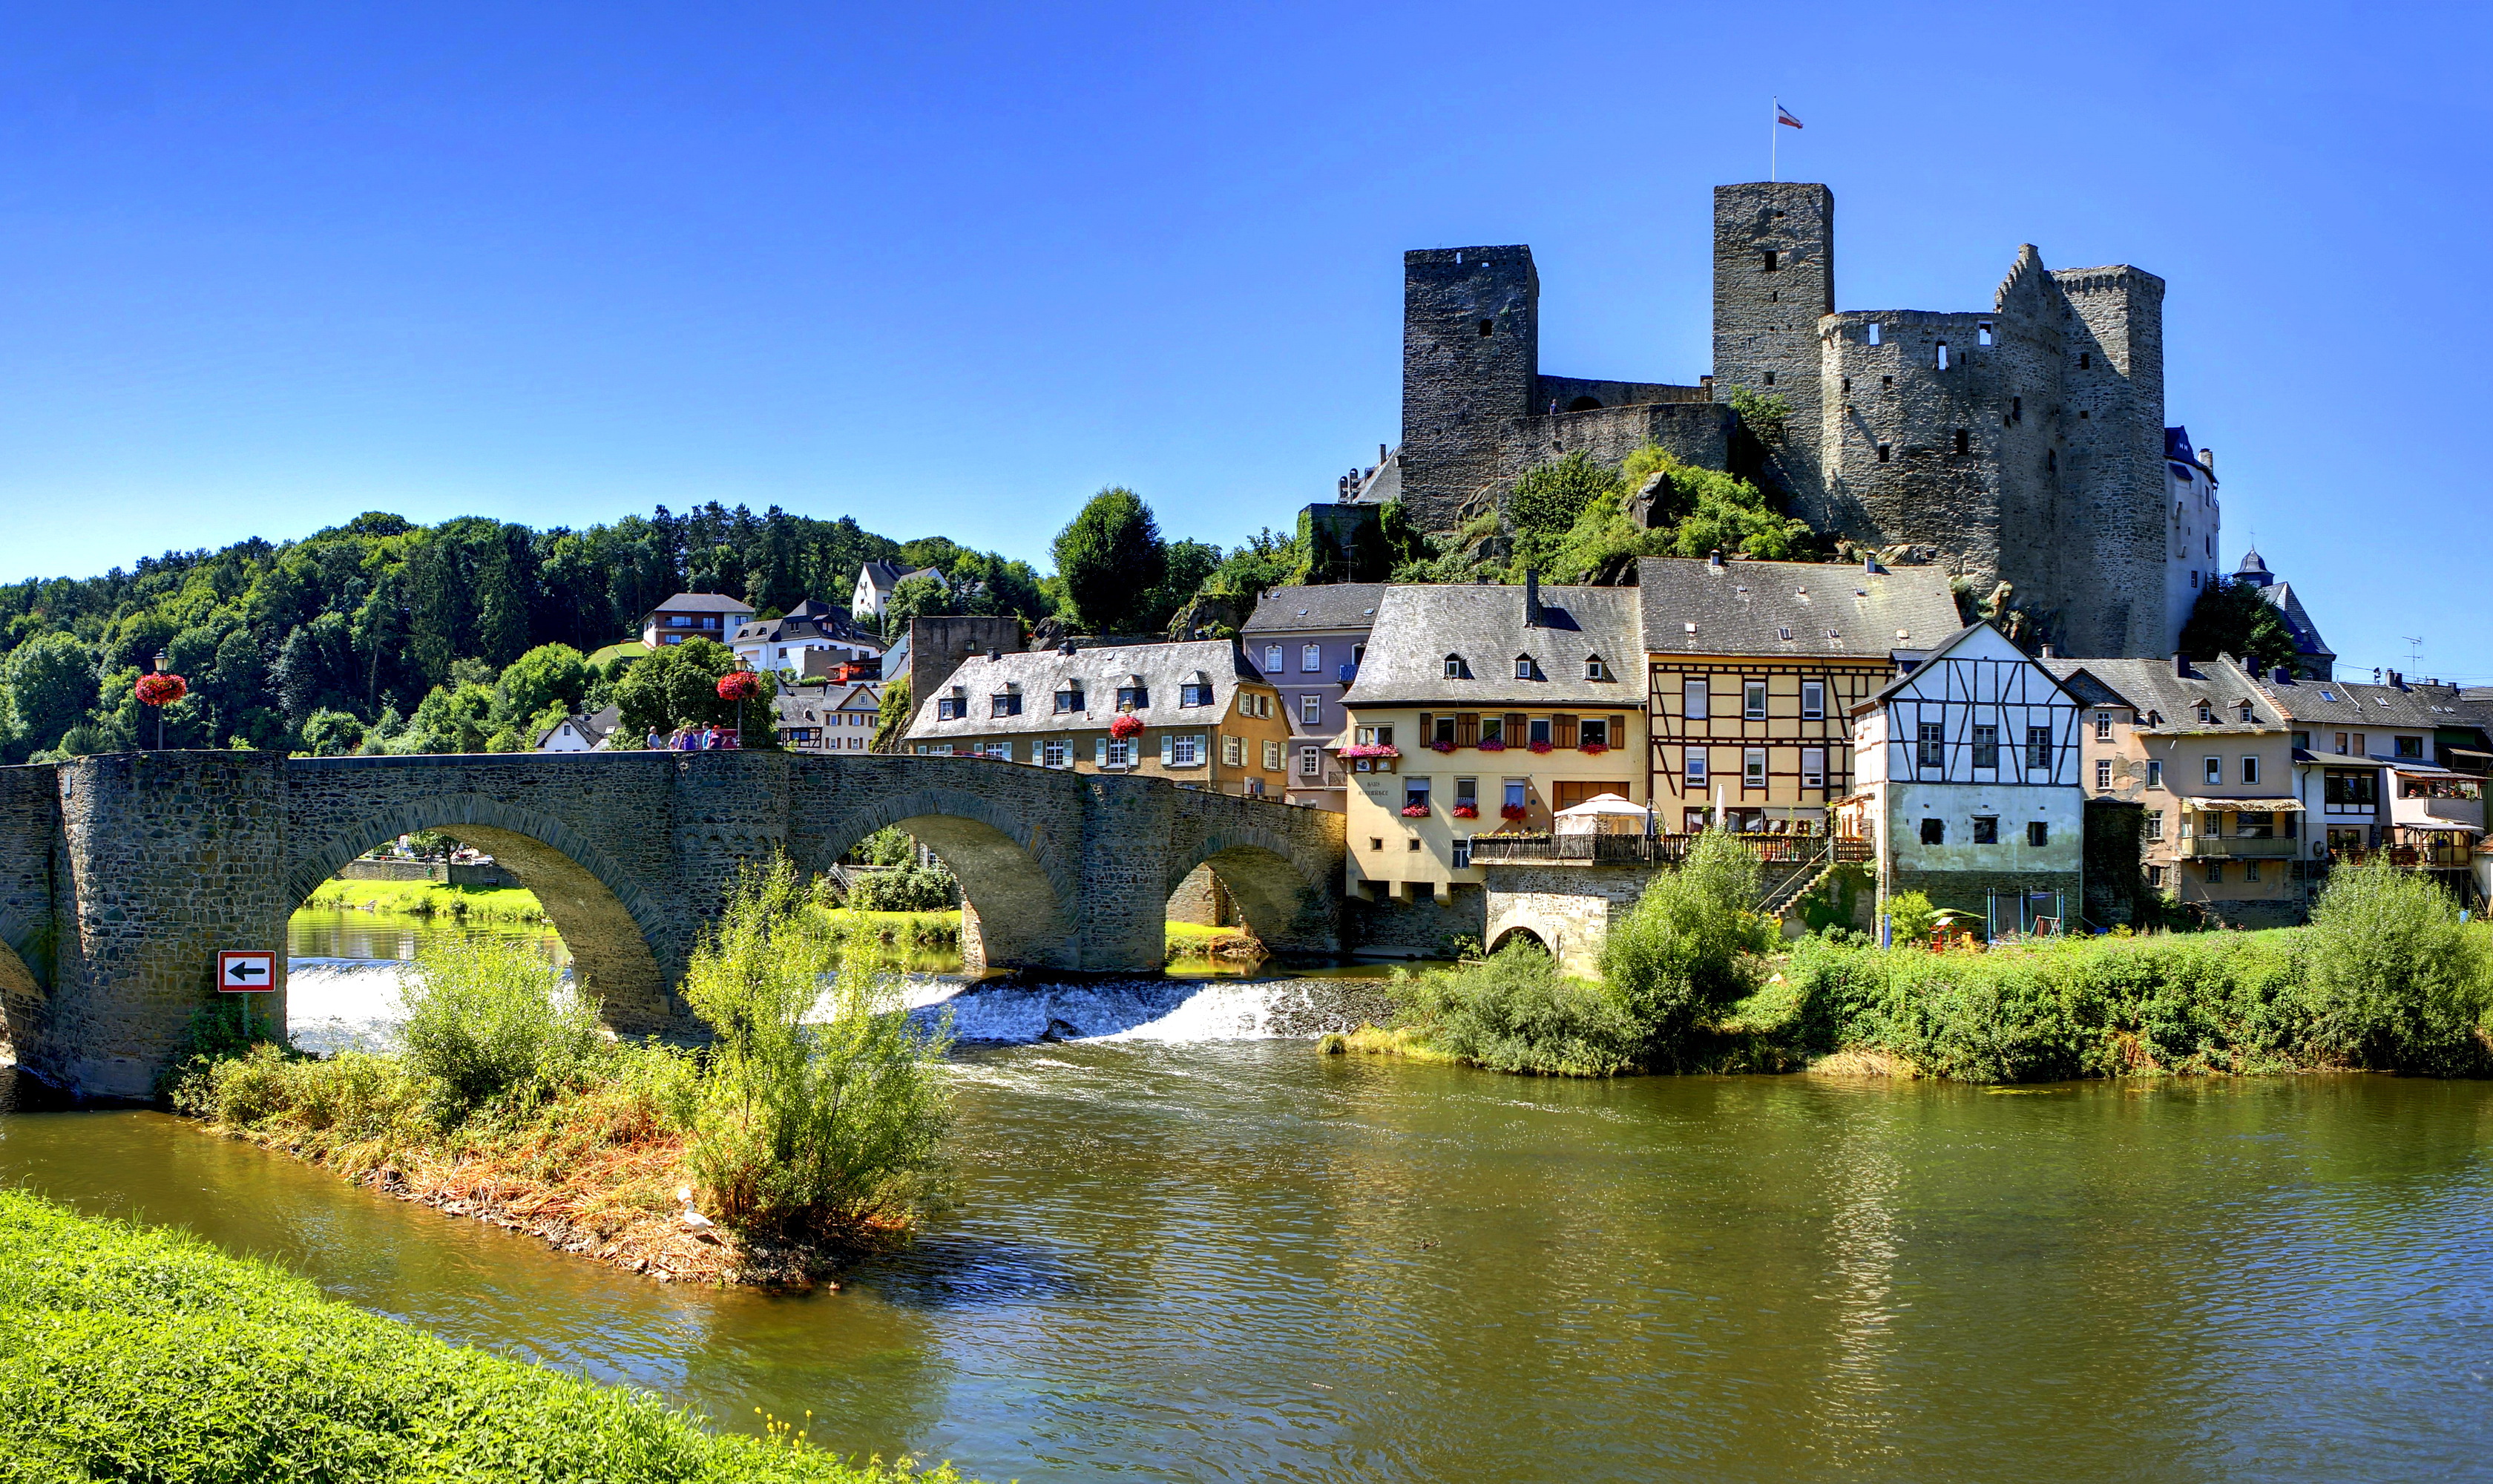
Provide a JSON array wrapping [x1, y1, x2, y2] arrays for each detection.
[[0, 750, 1344, 1097]]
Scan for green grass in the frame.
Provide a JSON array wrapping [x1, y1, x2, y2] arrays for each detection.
[[589, 640, 654, 669], [0, 1188, 968, 1482], [306, 879, 551, 924]]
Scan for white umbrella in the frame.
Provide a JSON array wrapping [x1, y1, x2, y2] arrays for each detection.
[[1554, 793, 1649, 835]]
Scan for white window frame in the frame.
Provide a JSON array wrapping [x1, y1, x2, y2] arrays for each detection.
[[1801, 747, 1824, 789], [1264, 644, 1283, 672], [1301, 643, 1321, 672], [1043, 739, 1070, 768], [1801, 681, 1824, 721], [1299, 747, 1321, 778], [2095, 759, 2112, 789], [2204, 756, 2223, 786], [1682, 680, 1709, 720], [1744, 747, 1766, 787], [1744, 681, 1767, 720], [1262, 738, 1281, 771], [2241, 755, 2260, 784], [1300, 694, 1321, 725], [1684, 747, 1709, 784]]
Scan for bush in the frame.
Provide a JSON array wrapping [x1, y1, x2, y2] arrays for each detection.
[[398, 936, 605, 1117], [1600, 830, 1776, 1064], [1884, 890, 1939, 946], [682, 861, 953, 1237], [847, 861, 956, 913], [2302, 864, 2492, 1074], [1389, 943, 1642, 1077]]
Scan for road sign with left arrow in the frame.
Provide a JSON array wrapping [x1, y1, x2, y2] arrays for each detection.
[[217, 951, 276, 993]]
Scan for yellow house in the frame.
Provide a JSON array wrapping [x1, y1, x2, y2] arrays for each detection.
[[1638, 555, 1960, 835], [1337, 580, 1646, 909]]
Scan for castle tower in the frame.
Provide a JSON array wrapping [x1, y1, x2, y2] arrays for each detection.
[[1399, 246, 1540, 532], [1712, 183, 1834, 511], [2050, 265, 2167, 657]]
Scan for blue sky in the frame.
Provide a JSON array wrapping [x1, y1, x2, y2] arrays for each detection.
[[2, 2, 2483, 681]]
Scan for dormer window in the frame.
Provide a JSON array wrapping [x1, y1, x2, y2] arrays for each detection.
[[1443, 654, 1466, 680], [1514, 654, 1536, 680], [1117, 676, 1149, 710], [1054, 683, 1085, 714], [991, 684, 1022, 718], [939, 685, 968, 721], [1584, 654, 1609, 681], [2197, 703, 2213, 724], [2236, 700, 2255, 722], [1180, 673, 1213, 708]]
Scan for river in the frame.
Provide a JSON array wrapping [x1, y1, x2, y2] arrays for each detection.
[[6, 1037, 2491, 1480]]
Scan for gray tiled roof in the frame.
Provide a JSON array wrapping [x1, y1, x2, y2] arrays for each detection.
[[1341, 584, 1643, 708], [1241, 584, 1392, 634], [648, 591, 755, 615], [732, 608, 884, 649], [2043, 654, 2285, 733], [903, 638, 1267, 741], [2258, 674, 2493, 735], [1637, 556, 1960, 659]]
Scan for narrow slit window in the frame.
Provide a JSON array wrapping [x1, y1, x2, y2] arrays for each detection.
[[2011, 395, 2022, 423], [1479, 318, 1494, 337], [1763, 249, 1779, 271], [2079, 352, 2091, 368], [1868, 324, 1882, 346], [1954, 429, 1969, 455], [1877, 443, 1891, 463], [1937, 341, 1950, 370], [1763, 370, 1776, 387], [1978, 323, 1993, 347]]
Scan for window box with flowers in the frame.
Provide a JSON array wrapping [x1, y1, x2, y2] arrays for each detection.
[[1500, 803, 1528, 821], [1451, 804, 1479, 819], [1428, 740, 1456, 755], [1527, 741, 1554, 755], [1475, 738, 1506, 752], [1580, 741, 1608, 755], [1400, 804, 1431, 818]]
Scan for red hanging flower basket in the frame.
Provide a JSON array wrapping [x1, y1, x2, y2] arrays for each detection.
[[1500, 803, 1529, 821], [136, 672, 187, 707], [1580, 741, 1608, 755], [1109, 714, 1144, 741], [1451, 804, 1479, 819], [716, 670, 761, 701], [1400, 804, 1431, 818], [1527, 741, 1554, 755]]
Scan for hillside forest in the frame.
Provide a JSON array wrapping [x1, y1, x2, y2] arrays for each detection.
[[0, 443, 2287, 763]]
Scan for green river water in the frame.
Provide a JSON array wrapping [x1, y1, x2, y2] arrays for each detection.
[[6, 1047, 2490, 1480]]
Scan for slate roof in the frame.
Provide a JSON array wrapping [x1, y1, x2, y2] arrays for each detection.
[[537, 704, 620, 749], [1241, 584, 1392, 634], [903, 639, 1268, 741], [732, 605, 885, 650], [1636, 556, 1961, 660], [2043, 654, 2286, 734], [646, 592, 755, 615], [1341, 584, 1643, 708], [2256, 674, 2493, 738], [857, 560, 945, 597]]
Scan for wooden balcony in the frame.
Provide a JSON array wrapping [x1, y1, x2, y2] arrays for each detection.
[[2173, 835, 2299, 860], [1468, 833, 1873, 867]]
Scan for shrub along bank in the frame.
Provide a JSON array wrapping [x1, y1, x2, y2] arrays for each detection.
[[304, 877, 551, 924], [1336, 852, 2493, 1083], [0, 1189, 966, 1483], [176, 861, 953, 1285]]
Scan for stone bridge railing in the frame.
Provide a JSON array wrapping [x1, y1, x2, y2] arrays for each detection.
[[0, 749, 1345, 1097]]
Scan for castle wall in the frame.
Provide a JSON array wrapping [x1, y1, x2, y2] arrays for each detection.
[[2048, 266, 2169, 659], [1818, 309, 2009, 586], [1534, 375, 1709, 411]]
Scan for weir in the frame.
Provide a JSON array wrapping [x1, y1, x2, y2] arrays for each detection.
[[0, 750, 1345, 1097]]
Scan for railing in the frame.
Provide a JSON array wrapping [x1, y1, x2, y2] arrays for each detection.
[[1468, 833, 1873, 867], [2173, 835, 2299, 859]]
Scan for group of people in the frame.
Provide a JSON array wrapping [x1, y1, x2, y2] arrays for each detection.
[[646, 723, 742, 751]]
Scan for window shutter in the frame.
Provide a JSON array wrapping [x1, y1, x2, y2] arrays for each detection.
[[1456, 712, 1479, 746], [1505, 712, 1527, 738], [1095, 737, 1108, 765], [1554, 715, 1578, 749], [1160, 733, 1175, 765], [1418, 712, 1432, 740]]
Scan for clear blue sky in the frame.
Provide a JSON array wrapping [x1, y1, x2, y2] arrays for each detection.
[[3, 2, 2483, 681]]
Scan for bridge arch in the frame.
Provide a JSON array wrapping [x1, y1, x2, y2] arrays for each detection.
[[1162, 824, 1339, 957], [810, 786, 1081, 972], [283, 792, 674, 1034]]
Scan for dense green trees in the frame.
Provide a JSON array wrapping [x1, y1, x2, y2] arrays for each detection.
[[1051, 487, 1168, 633], [2178, 576, 2300, 672]]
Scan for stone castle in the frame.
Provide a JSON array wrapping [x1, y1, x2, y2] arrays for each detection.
[[1359, 182, 2216, 660]]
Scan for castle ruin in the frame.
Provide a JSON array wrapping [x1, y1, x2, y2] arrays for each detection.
[[1365, 182, 2218, 660]]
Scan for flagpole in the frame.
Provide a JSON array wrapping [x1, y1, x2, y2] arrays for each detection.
[[1771, 96, 1779, 182]]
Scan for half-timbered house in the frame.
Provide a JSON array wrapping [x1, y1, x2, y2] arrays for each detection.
[[1639, 555, 1961, 835], [1839, 621, 2086, 930]]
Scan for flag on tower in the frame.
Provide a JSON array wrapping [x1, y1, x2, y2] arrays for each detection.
[[1776, 102, 1803, 128]]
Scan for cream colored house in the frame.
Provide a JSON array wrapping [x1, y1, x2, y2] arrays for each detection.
[[1336, 580, 1645, 910]]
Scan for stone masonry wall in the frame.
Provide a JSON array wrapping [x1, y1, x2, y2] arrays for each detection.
[[1479, 862, 1657, 977], [1399, 246, 1540, 533], [0, 766, 59, 1063]]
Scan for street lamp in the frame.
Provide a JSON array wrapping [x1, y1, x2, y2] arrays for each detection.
[[137, 651, 185, 750]]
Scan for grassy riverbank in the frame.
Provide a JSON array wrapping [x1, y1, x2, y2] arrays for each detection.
[[1332, 841, 2493, 1083], [0, 1189, 964, 1482], [183, 864, 952, 1288], [306, 877, 551, 924]]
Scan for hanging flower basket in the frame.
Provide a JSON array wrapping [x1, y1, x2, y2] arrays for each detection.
[[1400, 804, 1431, 818], [1451, 804, 1480, 819], [1339, 743, 1399, 760], [1500, 803, 1528, 821], [1109, 714, 1144, 741], [136, 673, 187, 707], [1580, 741, 1608, 755], [715, 670, 761, 702], [1428, 740, 1456, 754], [1475, 738, 1506, 752], [1528, 741, 1554, 755]]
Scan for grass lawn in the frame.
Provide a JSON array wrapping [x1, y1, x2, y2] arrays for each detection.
[[306, 879, 551, 924], [0, 1188, 967, 1481]]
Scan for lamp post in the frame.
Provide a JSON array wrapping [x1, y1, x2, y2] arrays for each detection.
[[137, 651, 185, 750]]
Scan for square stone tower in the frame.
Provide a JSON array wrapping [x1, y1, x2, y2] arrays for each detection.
[[1399, 246, 1540, 533], [1712, 183, 1834, 510]]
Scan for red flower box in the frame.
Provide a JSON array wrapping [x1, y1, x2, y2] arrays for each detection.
[[715, 670, 762, 702], [1451, 805, 1479, 819], [1580, 741, 1608, 755], [1339, 743, 1399, 760], [136, 672, 187, 707], [1500, 803, 1528, 821], [1476, 738, 1506, 752], [1400, 804, 1430, 818], [1109, 715, 1144, 740], [1527, 741, 1554, 754], [1428, 740, 1456, 754]]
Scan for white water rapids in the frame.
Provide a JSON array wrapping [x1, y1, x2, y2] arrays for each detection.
[[283, 959, 1399, 1057]]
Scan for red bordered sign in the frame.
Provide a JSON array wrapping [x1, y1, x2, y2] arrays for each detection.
[[217, 951, 276, 993]]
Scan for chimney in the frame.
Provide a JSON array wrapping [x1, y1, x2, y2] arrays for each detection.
[[1523, 569, 1543, 627], [1379, 442, 1389, 464], [1060, 640, 1077, 656], [1708, 549, 1725, 569], [2271, 666, 2292, 684], [2197, 447, 2215, 476], [2172, 652, 2190, 679], [988, 648, 1001, 662], [2040, 643, 2054, 659], [2388, 669, 2403, 689]]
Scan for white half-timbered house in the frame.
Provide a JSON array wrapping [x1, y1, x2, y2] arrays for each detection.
[[1839, 622, 2086, 932]]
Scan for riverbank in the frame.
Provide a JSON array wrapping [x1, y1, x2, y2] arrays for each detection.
[[0, 1187, 965, 1481], [306, 876, 551, 924]]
